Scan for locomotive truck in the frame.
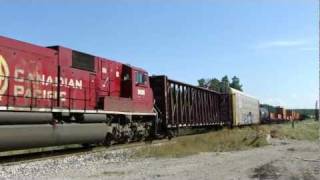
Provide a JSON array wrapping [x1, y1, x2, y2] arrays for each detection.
[[0, 36, 261, 152]]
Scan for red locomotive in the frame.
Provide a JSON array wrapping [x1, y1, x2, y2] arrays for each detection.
[[0, 36, 156, 150], [0, 36, 154, 113]]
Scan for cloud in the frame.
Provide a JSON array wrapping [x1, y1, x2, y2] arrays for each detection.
[[299, 47, 318, 52], [255, 39, 308, 49]]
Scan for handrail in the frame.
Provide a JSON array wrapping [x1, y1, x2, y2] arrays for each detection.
[[0, 75, 117, 111]]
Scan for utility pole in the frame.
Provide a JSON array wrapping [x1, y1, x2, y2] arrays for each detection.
[[318, 0, 320, 139], [315, 101, 319, 121]]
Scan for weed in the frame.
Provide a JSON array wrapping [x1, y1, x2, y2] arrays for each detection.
[[134, 119, 319, 158]]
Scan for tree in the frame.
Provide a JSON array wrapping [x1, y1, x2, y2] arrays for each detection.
[[208, 78, 221, 92], [220, 75, 230, 93], [198, 78, 206, 88], [230, 76, 243, 91], [197, 75, 242, 93]]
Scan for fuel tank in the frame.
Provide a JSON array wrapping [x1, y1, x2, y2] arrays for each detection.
[[80, 114, 108, 123], [0, 123, 111, 151], [0, 112, 53, 124]]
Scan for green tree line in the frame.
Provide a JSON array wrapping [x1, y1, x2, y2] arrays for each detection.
[[198, 75, 243, 93]]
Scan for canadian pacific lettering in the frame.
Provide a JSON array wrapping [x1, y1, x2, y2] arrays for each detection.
[[12, 68, 82, 101]]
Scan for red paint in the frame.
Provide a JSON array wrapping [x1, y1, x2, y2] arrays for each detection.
[[0, 36, 154, 113]]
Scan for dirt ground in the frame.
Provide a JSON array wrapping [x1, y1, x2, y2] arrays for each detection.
[[1, 138, 319, 180]]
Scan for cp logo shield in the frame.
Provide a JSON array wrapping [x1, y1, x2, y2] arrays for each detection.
[[0, 55, 9, 101]]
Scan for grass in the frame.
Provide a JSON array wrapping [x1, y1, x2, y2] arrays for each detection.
[[268, 119, 319, 141], [102, 171, 126, 176], [134, 119, 319, 158]]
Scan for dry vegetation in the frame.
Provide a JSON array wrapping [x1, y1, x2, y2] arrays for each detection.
[[134, 119, 319, 158], [269, 119, 319, 141]]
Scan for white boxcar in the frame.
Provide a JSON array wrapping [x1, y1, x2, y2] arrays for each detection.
[[231, 88, 260, 126]]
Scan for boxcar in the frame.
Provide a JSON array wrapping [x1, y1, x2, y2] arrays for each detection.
[[230, 88, 260, 126]]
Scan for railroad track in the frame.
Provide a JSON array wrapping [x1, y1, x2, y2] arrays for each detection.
[[0, 139, 172, 166], [0, 121, 296, 166]]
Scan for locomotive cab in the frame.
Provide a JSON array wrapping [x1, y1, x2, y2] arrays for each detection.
[[102, 63, 154, 114], [121, 65, 133, 98], [121, 65, 150, 99]]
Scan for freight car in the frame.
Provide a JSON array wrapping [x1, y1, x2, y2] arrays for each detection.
[[260, 107, 270, 123], [230, 88, 260, 126], [259, 105, 301, 123], [150, 76, 232, 137]]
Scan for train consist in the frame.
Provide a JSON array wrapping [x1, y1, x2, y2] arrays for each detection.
[[0, 36, 297, 152], [260, 105, 301, 123]]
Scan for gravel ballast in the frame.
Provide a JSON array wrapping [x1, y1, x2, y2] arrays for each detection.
[[0, 139, 319, 180]]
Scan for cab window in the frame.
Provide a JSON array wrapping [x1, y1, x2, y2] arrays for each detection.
[[123, 73, 130, 81], [135, 71, 147, 84]]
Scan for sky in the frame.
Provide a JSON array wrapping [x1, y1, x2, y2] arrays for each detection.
[[0, 0, 318, 108]]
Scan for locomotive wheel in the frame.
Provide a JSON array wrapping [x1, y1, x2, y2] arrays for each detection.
[[104, 133, 113, 147], [167, 130, 174, 140], [82, 143, 95, 149], [137, 134, 143, 142], [122, 135, 130, 144]]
